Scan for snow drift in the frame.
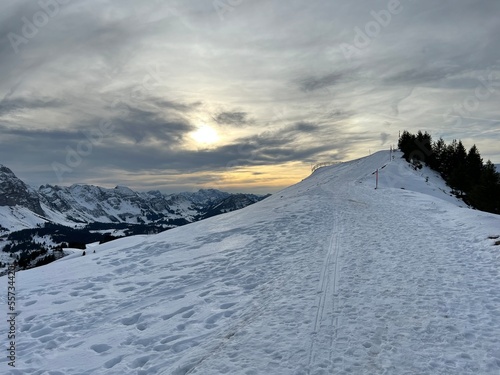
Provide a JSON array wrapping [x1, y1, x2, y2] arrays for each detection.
[[1, 151, 499, 374]]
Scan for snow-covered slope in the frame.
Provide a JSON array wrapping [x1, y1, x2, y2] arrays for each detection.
[[0, 206, 47, 232], [1, 151, 499, 374]]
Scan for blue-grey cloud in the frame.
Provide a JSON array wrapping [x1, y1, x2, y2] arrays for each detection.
[[0, 0, 499, 192], [214, 111, 249, 126], [0, 95, 65, 116]]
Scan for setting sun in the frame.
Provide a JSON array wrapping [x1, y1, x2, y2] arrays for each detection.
[[191, 125, 219, 145]]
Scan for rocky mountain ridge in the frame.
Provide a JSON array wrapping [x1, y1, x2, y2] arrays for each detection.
[[0, 164, 268, 232]]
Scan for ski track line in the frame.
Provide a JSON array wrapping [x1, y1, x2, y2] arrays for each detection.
[[307, 214, 342, 373]]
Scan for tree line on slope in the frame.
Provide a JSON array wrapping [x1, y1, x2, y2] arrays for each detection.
[[398, 130, 500, 214], [1, 222, 169, 272]]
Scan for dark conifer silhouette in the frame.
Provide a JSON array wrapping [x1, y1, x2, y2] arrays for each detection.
[[398, 131, 500, 214]]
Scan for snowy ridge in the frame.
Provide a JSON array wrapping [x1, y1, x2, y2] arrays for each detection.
[[0, 206, 46, 232], [0, 165, 45, 229], [1, 151, 499, 374], [37, 184, 202, 224], [0, 164, 266, 231], [202, 194, 267, 218]]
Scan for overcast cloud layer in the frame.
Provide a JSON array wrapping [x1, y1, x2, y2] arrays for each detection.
[[0, 0, 499, 193]]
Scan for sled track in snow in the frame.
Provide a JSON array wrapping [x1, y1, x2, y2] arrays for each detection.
[[307, 215, 342, 373]]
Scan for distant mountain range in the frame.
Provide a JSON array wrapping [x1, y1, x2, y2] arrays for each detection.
[[0, 164, 269, 233]]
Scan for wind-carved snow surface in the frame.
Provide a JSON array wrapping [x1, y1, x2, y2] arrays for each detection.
[[1, 151, 500, 374]]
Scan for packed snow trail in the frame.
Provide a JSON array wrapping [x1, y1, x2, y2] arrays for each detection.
[[306, 209, 342, 372], [306, 177, 348, 372], [1, 151, 500, 374]]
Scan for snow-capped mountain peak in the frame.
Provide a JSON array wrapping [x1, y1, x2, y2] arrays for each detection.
[[114, 185, 137, 197], [0, 167, 268, 231], [0, 165, 44, 217]]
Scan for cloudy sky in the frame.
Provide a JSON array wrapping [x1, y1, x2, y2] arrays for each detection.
[[0, 0, 499, 194]]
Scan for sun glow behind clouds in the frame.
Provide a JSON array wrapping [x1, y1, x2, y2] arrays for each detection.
[[197, 162, 311, 194], [191, 125, 219, 146]]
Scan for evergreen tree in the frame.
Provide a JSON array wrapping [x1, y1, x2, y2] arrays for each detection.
[[465, 145, 483, 183], [429, 137, 445, 171], [455, 141, 468, 165], [398, 131, 416, 161], [448, 141, 468, 193], [397, 130, 499, 214], [440, 140, 457, 178], [469, 161, 500, 214], [416, 131, 433, 161]]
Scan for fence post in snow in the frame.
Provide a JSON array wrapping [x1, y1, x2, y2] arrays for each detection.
[[375, 168, 379, 189]]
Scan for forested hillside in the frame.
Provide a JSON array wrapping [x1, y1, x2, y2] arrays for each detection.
[[398, 131, 500, 214]]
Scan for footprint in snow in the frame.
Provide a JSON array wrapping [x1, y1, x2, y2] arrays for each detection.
[[104, 355, 123, 369], [120, 313, 142, 326], [220, 302, 237, 310], [90, 344, 112, 353], [205, 310, 235, 327], [52, 300, 68, 305], [181, 310, 195, 319], [161, 306, 194, 321], [118, 286, 135, 292], [73, 282, 95, 290], [130, 355, 152, 369], [31, 327, 54, 338], [160, 334, 184, 344]]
